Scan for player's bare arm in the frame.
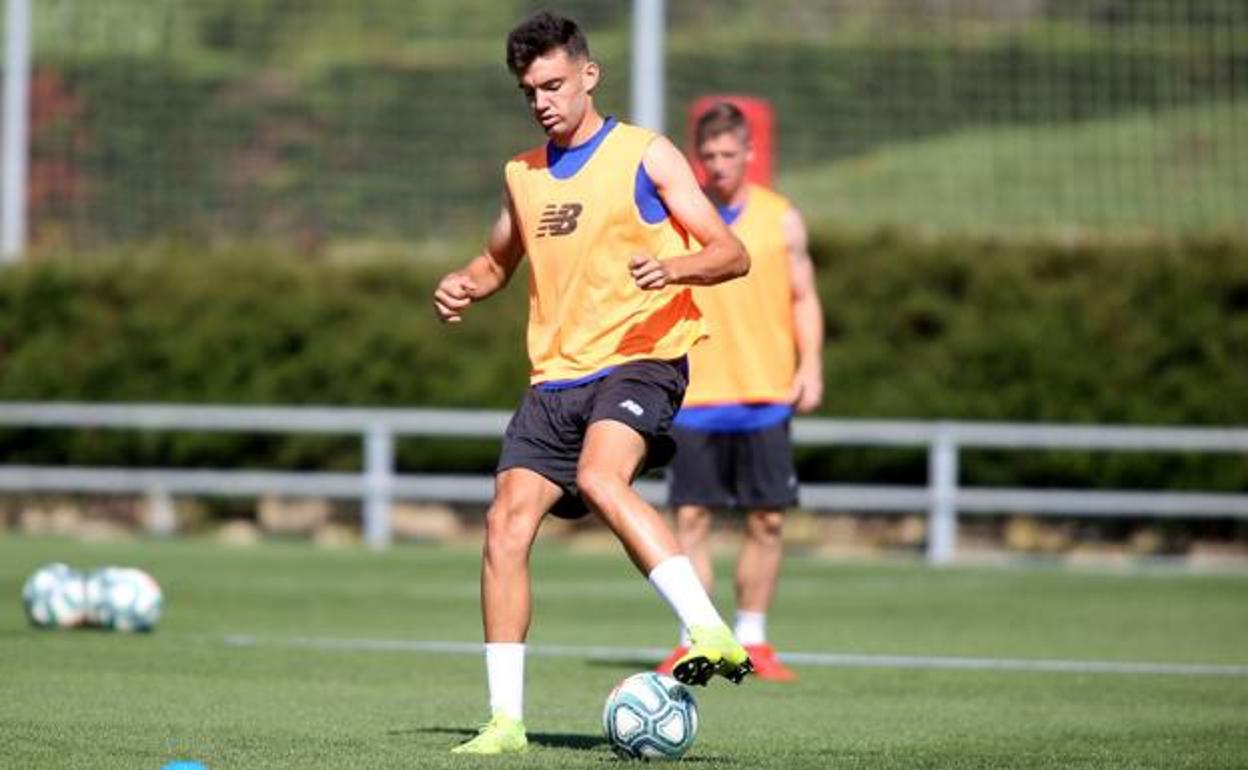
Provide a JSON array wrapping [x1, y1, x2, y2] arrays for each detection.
[[784, 206, 824, 412], [433, 189, 525, 323], [629, 135, 749, 291]]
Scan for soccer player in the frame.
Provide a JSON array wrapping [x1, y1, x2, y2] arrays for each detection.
[[655, 102, 825, 682], [432, 12, 754, 755]]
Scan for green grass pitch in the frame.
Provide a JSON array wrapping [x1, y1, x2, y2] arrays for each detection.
[[2, 534, 1247, 769]]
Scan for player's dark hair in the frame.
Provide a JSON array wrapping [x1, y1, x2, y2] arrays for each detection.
[[695, 102, 751, 146], [506, 11, 590, 76]]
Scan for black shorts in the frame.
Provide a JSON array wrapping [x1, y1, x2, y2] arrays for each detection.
[[497, 358, 688, 519], [667, 421, 799, 510]]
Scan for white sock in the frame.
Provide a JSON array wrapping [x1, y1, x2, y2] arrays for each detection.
[[678, 626, 692, 646], [485, 642, 524, 722], [648, 555, 724, 631], [734, 610, 767, 646]]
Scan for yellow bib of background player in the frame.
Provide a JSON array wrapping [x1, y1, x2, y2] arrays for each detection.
[[684, 184, 796, 406], [506, 121, 706, 385]]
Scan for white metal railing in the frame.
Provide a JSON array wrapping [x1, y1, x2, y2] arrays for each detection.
[[2, 402, 1247, 562]]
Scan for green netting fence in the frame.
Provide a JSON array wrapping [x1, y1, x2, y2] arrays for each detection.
[[12, 0, 1248, 251]]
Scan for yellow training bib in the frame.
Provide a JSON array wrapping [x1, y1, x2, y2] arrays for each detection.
[[683, 184, 796, 406], [506, 119, 706, 384]]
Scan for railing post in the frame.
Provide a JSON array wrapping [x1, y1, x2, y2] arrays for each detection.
[[363, 423, 394, 549], [2, 0, 32, 261], [631, 0, 666, 132], [927, 425, 959, 564], [143, 483, 177, 536]]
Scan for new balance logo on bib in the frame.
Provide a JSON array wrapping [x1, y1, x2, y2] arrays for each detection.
[[536, 203, 583, 237]]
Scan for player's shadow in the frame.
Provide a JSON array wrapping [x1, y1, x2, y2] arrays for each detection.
[[529, 731, 610, 750], [402, 726, 608, 751]]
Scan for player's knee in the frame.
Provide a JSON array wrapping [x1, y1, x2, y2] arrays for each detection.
[[676, 506, 711, 537], [575, 465, 626, 512], [747, 510, 784, 542], [483, 500, 538, 562]]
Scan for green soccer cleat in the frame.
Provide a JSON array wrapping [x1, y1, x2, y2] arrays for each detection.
[[450, 712, 528, 755], [672, 624, 755, 686]]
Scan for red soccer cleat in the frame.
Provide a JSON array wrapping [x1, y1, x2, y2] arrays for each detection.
[[744, 643, 797, 682], [654, 645, 689, 676]]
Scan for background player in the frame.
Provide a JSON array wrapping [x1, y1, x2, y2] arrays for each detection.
[[656, 101, 825, 682]]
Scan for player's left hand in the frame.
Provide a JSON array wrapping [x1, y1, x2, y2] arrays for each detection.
[[790, 366, 823, 413], [630, 255, 672, 290]]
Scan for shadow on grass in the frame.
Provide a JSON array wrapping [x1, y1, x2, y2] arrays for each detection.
[[397, 726, 610, 751], [528, 732, 610, 750], [0, 626, 136, 638], [399, 727, 736, 763]]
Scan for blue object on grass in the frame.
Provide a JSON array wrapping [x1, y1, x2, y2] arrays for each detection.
[[160, 762, 207, 770]]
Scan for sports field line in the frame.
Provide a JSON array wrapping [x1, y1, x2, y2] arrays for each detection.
[[220, 634, 1248, 678]]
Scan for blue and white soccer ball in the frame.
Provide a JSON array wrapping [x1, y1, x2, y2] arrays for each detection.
[[21, 562, 87, 628], [85, 566, 163, 632], [84, 567, 124, 627], [602, 672, 699, 761]]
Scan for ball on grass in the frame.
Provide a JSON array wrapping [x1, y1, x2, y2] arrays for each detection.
[[21, 562, 87, 628]]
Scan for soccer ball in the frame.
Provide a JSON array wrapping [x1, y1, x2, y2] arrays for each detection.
[[21, 562, 87, 628], [84, 567, 124, 627], [602, 672, 699, 761], [86, 567, 163, 632]]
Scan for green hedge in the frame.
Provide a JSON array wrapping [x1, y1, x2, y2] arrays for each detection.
[[1, 234, 1246, 491], [806, 231, 1248, 491], [0, 245, 530, 473]]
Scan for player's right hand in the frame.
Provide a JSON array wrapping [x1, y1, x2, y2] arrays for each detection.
[[433, 273, 477, 323]]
